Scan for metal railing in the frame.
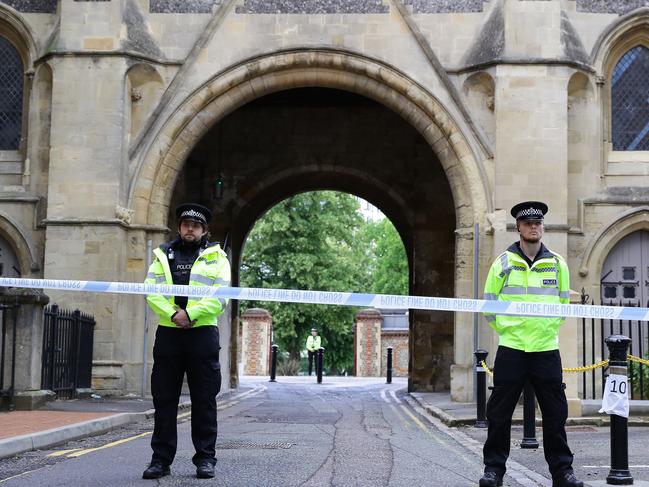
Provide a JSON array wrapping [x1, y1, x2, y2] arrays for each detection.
[[41, 305, 96, 399], [580, 290, 648, 400]]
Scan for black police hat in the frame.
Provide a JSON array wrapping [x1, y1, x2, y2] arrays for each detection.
[[510, 201, 548, 220], [175, 203, 212, 226]]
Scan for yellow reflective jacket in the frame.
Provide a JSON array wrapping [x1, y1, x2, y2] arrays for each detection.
[[306, 335, 321, 352], [144, 242, 231, 328], [483, 242, 570, 352]]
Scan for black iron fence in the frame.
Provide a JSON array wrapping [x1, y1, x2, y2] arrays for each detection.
[[41, 305, 96, 399], [580, 290, 648, 400], [0, 305, 18, 408]]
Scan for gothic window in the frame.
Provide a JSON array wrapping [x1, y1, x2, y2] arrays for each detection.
[[0, 35, 24, 150]]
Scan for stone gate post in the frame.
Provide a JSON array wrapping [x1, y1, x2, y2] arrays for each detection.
[[0, 288, 52, 410], [355, 309, 383, 377], [240, 308, 272, 376]]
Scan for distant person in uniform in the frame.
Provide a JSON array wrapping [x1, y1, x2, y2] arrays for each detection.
[[479, 201, 582, 487], [143, 203, 230, 480], [306, 327, 321, 376]]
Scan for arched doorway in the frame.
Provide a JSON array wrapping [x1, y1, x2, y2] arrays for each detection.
[[168, 87, 454, 390], [601, 230, 649, 307], [131, 51, 491, 393], [238, 190, 409, 378]]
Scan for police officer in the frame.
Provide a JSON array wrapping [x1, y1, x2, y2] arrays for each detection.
[[305, 327, 321, 376], [479, 201, 583, 487], [142, 203, 230, 480]]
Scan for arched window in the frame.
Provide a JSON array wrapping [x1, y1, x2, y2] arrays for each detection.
[[0, 35, 23, 151], [611, 45, 649, 151]]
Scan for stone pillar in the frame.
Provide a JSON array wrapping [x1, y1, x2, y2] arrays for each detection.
[[560, 290, 583, 417], [355, 309, 382, 377], [0, 288, 53, 410], [240, 308, 272, 376]]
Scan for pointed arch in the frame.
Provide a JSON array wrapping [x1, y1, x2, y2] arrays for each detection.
[[579, 206, 649, 277], [0, 210, 40, 274], [129, 49, 491, 231]]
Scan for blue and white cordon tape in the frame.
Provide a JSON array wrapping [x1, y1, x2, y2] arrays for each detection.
[[0, 277, 647, 321]]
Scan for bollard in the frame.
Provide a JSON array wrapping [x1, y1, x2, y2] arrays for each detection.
[[386, 347, 393, 384], [269, 344, 278, 383], [317, 347, 324, 384], [475, 349, 488, 428], [520, 382, 539, 449], [605, 335, 633, 485]]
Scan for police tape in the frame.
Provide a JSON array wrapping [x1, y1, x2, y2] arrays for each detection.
[[0, 277, 648, 321]]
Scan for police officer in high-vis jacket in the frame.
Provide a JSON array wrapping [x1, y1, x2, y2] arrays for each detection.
[[479, 202, 583, 487], [142, 203, 230, 480]]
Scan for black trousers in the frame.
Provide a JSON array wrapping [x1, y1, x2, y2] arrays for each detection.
[[150, 326, 221, 467], [307, 350, 317, 375], [483, 346, 574, 480]]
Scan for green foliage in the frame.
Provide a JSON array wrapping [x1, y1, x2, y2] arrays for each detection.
[[360, 218, 408, 296], [240, 191, 407, 374], [629, 355, 649, 399]]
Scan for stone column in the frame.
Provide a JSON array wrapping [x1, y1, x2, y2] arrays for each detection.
[[355, 309, 382, 377], [240, 308, 272, 376], [0, 288, 53, 410]]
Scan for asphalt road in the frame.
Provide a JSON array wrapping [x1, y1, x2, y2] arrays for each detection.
[[1, 377, 646, 486]]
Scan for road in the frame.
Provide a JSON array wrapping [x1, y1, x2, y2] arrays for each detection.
[[0, 377, 647, 486]]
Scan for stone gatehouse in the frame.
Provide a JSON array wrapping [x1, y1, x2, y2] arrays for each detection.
[[0, 0, 648, 408]]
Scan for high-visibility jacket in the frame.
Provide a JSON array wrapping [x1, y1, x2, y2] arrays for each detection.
[[145, 242, 231, 328], [483, 242, 570, 352], [306, 335, 321, 352]]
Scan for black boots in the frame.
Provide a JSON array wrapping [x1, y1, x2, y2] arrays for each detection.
[[142, 461, 170, 479], [479, 471, 503, 487], [196, 461, 216, 479], [552, 471, 584, 487]]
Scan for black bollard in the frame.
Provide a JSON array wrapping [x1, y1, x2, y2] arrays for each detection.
[[520, 382, 539, 449], [605, 335, 633, 485], [317, 347, 324, 384], [269, 344, 278, 383], [475, 349, 488, 428], [386, 347, 393, 384]]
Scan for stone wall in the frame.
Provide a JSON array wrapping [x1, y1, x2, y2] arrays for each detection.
[[355, 310, 409, 378], [0, 0, 648, 404], [381, 332, 409, 378]]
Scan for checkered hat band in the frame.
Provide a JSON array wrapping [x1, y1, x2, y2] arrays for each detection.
[[181, 210, 206, 221], [516, 207, 544, 219]]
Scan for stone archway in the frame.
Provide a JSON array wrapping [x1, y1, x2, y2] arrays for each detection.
[[130, 50, 489, 225], [131, 50, 491, 393]]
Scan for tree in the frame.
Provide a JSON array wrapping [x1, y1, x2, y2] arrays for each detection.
[[240, 191, 371, 373], [362, 218, 408, 296]]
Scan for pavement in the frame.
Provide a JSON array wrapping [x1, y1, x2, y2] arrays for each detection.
[[409, 392, 649, 427], [1, 380, 649, 486], [0, 394, 192, 460]]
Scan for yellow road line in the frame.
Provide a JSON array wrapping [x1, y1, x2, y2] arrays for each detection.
[[53, 387, 266, 459], [400, 404, 479, 468], [67, 431, 152, 458], [401, 406, 433, 435], [388, 403, 412, 430], [47, 448, 83, 457]]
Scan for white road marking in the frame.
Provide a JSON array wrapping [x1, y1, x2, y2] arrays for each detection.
[[380, 389, 389, 403], [0, 467, 48, 484], [389, 389, 402, 404]]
